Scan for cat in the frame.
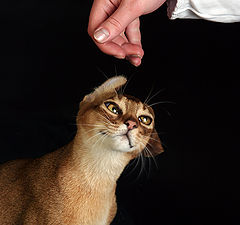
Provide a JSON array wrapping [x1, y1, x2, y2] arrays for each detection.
[[0, 76, 164, 225]]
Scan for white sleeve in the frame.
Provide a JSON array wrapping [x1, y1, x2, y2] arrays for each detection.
[[167, 0, 240, 23]]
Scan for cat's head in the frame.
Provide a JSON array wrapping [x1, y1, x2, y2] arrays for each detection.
[[77, 76, 164, 158]]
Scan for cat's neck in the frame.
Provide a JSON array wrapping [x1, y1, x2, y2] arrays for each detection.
[[60, 130, 131, 191]]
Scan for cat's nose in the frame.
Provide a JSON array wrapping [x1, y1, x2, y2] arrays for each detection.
[[125, 120, 138, 130]]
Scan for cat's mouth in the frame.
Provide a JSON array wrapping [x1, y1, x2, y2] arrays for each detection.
[[115, 133, 134, 149], [125, 133, 134, 148], [99, 131, 134, 149]]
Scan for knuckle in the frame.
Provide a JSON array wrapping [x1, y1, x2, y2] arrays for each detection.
[[107, 16, 123, 32], [124, 0, 143, 15]]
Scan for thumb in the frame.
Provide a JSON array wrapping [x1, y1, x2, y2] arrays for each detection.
[[93, 1, 141, 43]]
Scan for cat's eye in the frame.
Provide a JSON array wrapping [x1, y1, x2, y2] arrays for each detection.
[[138, 115, 152, 126], [104, 102, 121, 115]]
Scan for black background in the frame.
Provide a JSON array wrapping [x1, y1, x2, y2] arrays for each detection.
[[0, 1, 239, 225]]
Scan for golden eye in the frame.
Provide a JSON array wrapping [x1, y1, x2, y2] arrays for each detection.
[[104, 102, 121, 115], [138, 115, 152, 125]]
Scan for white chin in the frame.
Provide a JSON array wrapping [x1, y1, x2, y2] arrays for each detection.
[[111, 135, 135, 152]]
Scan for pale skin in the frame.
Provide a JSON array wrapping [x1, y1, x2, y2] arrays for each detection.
[[88, 0, 166, 67]]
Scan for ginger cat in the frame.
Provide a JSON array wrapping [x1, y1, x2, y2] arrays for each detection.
[[0, 76, 163, 225]]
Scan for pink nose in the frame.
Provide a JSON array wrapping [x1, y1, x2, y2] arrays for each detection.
[[125, 120, 138, 130]]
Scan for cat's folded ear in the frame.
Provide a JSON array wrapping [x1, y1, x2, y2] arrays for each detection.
[[79, 76, 127, 114], [83, 76, 127, 103], [144, 128, 164, 157]]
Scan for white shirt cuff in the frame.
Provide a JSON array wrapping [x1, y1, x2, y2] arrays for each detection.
[[167, 0, 240, 23]]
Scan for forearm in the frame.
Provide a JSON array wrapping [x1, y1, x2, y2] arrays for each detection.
[[167, 0, 240, 23]]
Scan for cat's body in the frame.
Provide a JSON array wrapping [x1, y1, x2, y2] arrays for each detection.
[[0, 76, 163, 225], [0, 143, 119, 225]]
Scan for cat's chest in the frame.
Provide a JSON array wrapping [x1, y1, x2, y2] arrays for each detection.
[[69, 205, 111, 225], [63, 191, 115, 225]]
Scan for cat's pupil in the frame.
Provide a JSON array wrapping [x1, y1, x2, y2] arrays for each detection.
[[112, 107, 117, 113]]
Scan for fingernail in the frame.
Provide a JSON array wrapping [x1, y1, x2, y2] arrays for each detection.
[[131, 61, 141, 67], [114, 55, 125, 59], [129, 54, 142, 59], [93, 28, 109, 43], [126, 55, 142, 67]]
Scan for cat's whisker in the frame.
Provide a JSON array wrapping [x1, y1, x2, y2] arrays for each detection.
[[124, 153, 142, 181], [145, 149, 158, 169], [162, 107, 172, 117], [96, 66, 109, 80], [78, 125, 108, 134], [139, 151, 146, 178], [145, 133, 168, 150], [96, 112, 119, 129], [94, 130, 109, 149], [86, 133, 100, 143], [138, 137, 156, 179], [102, 121, 118, 130], [93, 134, 108, 149], [135, 135, 148, 148], [99, 133, 109, 148], [114, 84, 120, 96], [140, 150, 151, 179], [134, 136, 159, 170], [144, 135, 161, 143], [100, 110, 112, 123], [84, 127, 106, 136], [121, 74, 134, 95], [147, 101, 176, 108], [114, 64, 118, 76], [86, 130, 106, 143], [96, 112, 112, 124], [146, 152, 151, 179], [144, 88, 166, 105], [92, 132, 108, 149], [80, 124, 105, 130], [144, 85, 154, 105], [143, 145, 159, 169], [96, 114, 113, 127], [145, 130, 166, 137], [77, 123, 106, 127], [131, 138, 148, 179]]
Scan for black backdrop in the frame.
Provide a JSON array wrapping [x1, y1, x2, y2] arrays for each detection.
[[0, 1, 239, 225]]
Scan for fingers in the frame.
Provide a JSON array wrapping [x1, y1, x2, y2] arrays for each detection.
[[95, 42, 126, 59], [92, 0, 141, 44], [123, 43, 144, 67], [125, 18, 142, 47], [87, 0, 143, 66], [125, 18, 143, 66], [88, 0, 126, 58]]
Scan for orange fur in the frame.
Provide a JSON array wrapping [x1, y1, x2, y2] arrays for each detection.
[[0, 76, 163, 225]]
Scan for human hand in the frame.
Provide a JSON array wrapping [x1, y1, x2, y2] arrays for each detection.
[[88, 0, 166, 66]]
